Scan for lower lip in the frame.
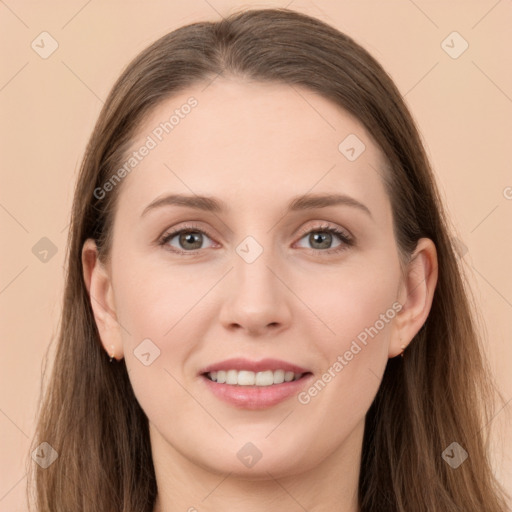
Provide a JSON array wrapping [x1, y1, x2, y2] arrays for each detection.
[[200, 373, 314, 410]]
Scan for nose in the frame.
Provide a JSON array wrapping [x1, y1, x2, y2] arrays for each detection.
[[219, 247, 293, 336]]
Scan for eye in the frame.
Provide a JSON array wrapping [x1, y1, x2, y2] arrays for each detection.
[[159, 223, 216, 254], [295, 223, 354, 254]]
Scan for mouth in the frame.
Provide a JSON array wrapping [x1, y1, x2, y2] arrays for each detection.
[[198, 359, 314, 409]]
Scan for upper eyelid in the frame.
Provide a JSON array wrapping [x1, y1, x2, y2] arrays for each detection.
[[296, 222, 352, 239]]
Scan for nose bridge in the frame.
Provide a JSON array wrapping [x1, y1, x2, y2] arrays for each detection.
[[219, 231, 292, 332], [233, 233, 282, 301]]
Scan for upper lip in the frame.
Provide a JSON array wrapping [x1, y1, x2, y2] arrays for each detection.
[[199, 358, 311, 375]]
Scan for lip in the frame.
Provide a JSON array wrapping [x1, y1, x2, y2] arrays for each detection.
[[200, 372, 314, 410], [198, 357, 310, 375]]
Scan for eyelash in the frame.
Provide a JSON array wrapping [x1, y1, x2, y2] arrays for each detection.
[[158, 222, 354, 256]]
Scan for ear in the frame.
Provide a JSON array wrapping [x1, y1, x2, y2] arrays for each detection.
[[389, 237, 438, 358], [82, 239, 124, 361]]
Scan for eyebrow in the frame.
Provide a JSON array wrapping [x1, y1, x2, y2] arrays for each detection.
[[141, 192, 372, 219]]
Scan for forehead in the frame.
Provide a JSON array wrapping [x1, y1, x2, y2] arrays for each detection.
[[115, 77, 389, 218]]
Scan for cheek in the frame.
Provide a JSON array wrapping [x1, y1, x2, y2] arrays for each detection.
[[303, 259, 399, 402], [111, 254, 205, 401], [112, 257, 208, 422], [296, 279, 395, 439], [287, 268, 398, 468], [307, 258, 399, 348], [113, 251, 206, 340]]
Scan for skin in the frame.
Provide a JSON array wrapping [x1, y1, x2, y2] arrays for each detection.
[[82, 77, 438, 512]]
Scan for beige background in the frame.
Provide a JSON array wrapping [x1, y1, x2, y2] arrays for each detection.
[[1, 0, 511, 509]]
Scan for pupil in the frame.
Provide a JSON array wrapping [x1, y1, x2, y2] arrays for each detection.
[[312, 232, 331, 249], [181, 232, 202, 249]]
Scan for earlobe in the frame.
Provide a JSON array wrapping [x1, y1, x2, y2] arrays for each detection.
[[389, 238, 438, 358], [82, 239, 124, 361]]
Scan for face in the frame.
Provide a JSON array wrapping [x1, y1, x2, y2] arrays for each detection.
[[84, 77, 434, 479]]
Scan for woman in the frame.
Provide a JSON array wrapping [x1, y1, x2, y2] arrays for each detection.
[[27, 7, 510, 511]]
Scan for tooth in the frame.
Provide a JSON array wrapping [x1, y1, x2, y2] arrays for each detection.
[[226, 369, 238, 385], [273, 369, 285, 384], [255, 370, 274, 386], [237, 370, 255, 386], [207, 369, 305, 385], [284, 371, 295, 382]]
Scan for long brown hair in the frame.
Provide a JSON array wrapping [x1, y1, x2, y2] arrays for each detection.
[[27, 8, 510, 511]]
